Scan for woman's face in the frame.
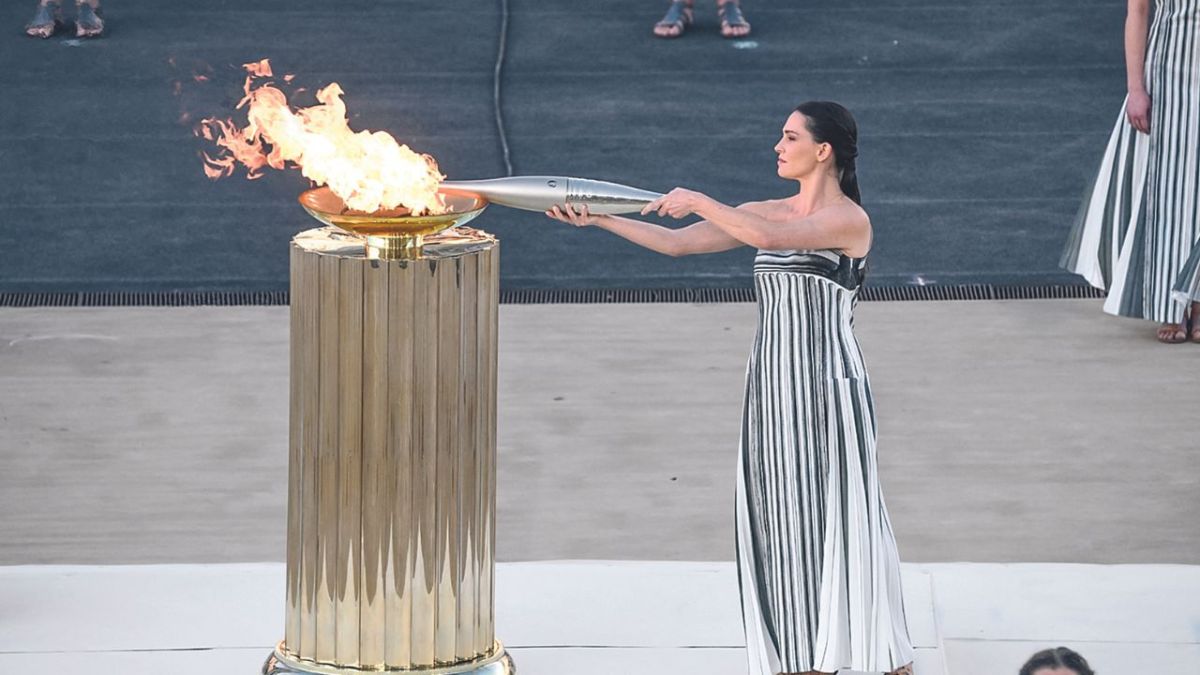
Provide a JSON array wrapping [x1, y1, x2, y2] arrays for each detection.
[[774, 111, 831, 180], [1030, 669, 1079, 675]]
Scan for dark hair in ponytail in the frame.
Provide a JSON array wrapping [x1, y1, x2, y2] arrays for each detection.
[[794, 101, 861, 204], [1019, 647, 1095, 675]]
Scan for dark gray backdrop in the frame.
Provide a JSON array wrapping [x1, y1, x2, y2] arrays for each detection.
[[0, 0, 1125, 292]]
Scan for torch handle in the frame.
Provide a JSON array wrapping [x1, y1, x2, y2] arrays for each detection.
[[440, 176, 662, 215]]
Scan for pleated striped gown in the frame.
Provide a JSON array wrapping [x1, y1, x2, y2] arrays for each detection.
[[1062, 0, 1200, 322], [737, 249, 913, 674]]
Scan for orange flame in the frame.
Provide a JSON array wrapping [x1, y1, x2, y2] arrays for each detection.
[[198, 59, 446, 215]]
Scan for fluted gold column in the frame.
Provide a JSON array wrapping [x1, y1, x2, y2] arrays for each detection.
[[266, 227, 512, 675]]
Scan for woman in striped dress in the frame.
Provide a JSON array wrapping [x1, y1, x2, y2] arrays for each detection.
[[1062, 0, 1200, 342], [546, 101, 914, 674]]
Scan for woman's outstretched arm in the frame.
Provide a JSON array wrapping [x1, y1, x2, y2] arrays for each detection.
[[644, 189, 870, 253], [1125, 0, 1152, 133], [545, 204, 746, 257]]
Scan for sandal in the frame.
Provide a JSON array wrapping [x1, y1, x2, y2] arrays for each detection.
[[75, 2, 103, 38], [718, 0, 751, 38], [25, 2, 63, 39], [653, 1, 693, 39], [1157, 321, 1187, 344]]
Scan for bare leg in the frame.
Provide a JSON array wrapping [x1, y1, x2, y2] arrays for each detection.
[[886, 664, 915, 675], [25, 0, 62, 38], [75, 0, 103, 38]]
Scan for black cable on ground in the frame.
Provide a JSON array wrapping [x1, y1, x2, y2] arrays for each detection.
[[494, 0, 514, 176]]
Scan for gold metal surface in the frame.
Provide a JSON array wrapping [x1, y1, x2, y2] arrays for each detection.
[[434, 257, 460, 663], [456, 257, 479, 661], [335, 259, 364, 667], [299, 187, 487, 260], [359, 261, 388, 667], [411, 259, 437, 666], [479, 247, 498, 647], [299, 246, 321, 656], [286, 245, 304, 652], [282, 227, 502, 673], [267, 641, 515, 675], [315, 253, 340, 664], [386, 263, 415, 667]]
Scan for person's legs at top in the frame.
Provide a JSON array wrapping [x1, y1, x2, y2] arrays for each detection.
[[653, 0, 693, 38], [25, 0, 62, 38], [75, 0, 103, 38]]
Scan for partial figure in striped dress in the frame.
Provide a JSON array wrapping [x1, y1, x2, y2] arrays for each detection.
[[545, 101, 914, 675], [1062, 0, 1200, 342]]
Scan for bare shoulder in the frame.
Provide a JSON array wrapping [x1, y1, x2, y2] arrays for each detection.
[[816, 198, 873, 229], [817, 200, 872, 256], [735, 198, 790, 217], [817, 199, 870, 226]]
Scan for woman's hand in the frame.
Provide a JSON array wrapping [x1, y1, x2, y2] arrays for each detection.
[[546, 203, 603, 227], [1127, 89, 1151, 134], [641, 188, 712, 219]]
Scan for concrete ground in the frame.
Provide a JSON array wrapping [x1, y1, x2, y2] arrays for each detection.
[[1, 299, 1197, 566]]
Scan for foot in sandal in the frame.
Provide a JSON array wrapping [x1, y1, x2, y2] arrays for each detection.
[[1157, 321, 1187, 344], [653, 0, 693, 38], [75, 0, 103, 38], [718, 0, 751, 38], [25, 1, 62, 39]]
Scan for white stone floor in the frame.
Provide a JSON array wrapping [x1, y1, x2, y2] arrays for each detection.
[[2, 561, 1197, 675]]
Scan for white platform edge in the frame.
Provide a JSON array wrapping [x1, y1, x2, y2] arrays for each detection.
[[2, 561, 1197, 674]]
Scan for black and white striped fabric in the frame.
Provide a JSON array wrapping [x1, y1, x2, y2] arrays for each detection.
[[736, 249, 912, 674], [1062, 0, 1200, 323], [1173, 244, 1200, 304]]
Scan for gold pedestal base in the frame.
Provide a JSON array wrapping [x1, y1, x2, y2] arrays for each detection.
[[263, 642, 516, 675]]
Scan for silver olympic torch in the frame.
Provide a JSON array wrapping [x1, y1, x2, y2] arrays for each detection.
[[440, 176, 662, 215]]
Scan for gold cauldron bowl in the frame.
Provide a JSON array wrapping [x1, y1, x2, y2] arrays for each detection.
[[299, 186, 488, 259]]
